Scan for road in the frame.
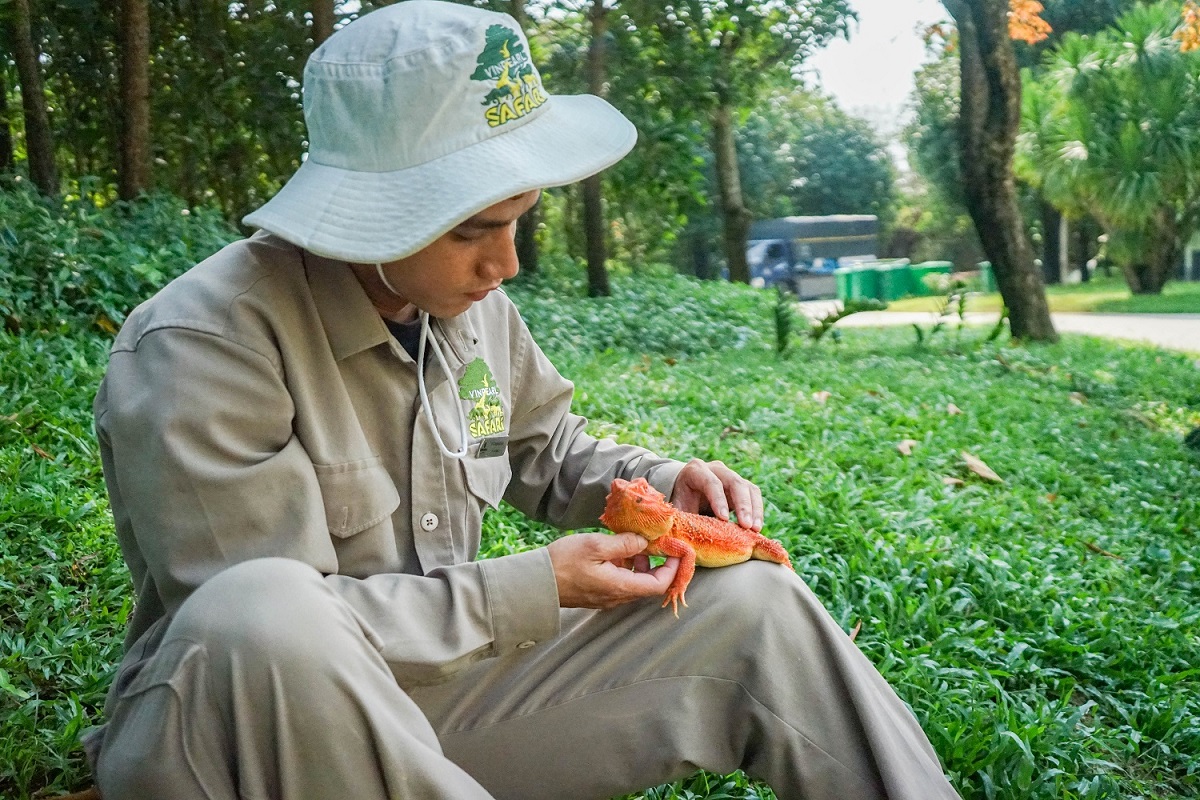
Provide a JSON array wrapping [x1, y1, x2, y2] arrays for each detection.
[[798, 303, 1200, 355]]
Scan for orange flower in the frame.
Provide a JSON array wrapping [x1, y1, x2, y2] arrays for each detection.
[[1177, 1, 1200, 53], [1009, 0, 1052, 45]]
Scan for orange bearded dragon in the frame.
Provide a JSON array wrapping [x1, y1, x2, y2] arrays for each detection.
[[599, 477, 793, 617]]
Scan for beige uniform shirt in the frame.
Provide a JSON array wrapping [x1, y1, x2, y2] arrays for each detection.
[[94, 231, 683, 693]]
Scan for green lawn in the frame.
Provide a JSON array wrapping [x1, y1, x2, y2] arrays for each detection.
[[2, 278, 1198, 800], [886, 275, 1200, 314]]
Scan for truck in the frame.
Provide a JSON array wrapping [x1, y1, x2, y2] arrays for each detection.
[[745, 215, 879, 299]]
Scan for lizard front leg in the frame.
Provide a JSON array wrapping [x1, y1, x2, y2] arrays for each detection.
[[646, 536, 697, 618]]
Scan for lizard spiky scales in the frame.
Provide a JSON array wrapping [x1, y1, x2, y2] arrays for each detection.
[[599, 477, 793, 616]]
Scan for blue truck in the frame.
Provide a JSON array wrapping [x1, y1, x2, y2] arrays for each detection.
[[746, 215, 879, 299]]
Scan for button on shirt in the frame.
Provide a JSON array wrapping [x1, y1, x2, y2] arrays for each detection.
[[94, 232, 684, 695]]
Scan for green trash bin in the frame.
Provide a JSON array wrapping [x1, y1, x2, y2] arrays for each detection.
[[910, 261, 953, 296], [835, 267, 855, 301], [978, 261, 997, 293], [878, 262, 914, 301], [851, 264, 882, 301]]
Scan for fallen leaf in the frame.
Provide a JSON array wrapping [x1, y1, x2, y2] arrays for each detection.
[[866, 390, 881, 397], [31, 445, 54, 461], [95, 314, 120, 335], [962, 451, 1003, 483], [663, 358, 677, 366], [1082, 541, 1123, 560], [1068, 392, 1087, 405], [897, 439, 918, 456], [1046, 493, 1058, 502], [719, 426, 744, 439], [812, 391, 832, 405], [943, 477, 965, 487], [947, 403, 963, 416], [848, 619, 863, 642]]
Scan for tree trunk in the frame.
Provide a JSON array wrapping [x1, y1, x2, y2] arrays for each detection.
[[1058, 214, 1070, 283], [712, 102, 752, 284], [0, 68, 13, 174], [118, 0, 152, 200], [1122, 214, 1178, 294], [509, 0, 527, 30], [582, 0, 610, 297], [1039, 197, 1061, 285], [509, 0, 537, 274], [10, 0, 57, 196], [312, 0, 335, 48], [943, 0, 1055, 340], [691, 230, 714, 280]]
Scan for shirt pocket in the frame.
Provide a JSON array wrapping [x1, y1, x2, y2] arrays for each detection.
[[313, 458, 401, 538], [459, 453, 512, 510]]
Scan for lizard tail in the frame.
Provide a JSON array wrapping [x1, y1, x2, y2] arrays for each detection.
[[752, 537, 793, 570]]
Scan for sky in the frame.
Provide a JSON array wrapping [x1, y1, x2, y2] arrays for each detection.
[[803, 0, 949, 136]]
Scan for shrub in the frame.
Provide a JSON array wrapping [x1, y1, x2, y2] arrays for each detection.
[[0, 187, 237, 336]]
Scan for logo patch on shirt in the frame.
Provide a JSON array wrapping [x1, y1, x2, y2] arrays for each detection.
[[470, 25, 547, 128], [459, 357, 506, 438]]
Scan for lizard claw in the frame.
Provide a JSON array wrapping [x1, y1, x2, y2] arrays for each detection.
[[662, 590, 688, 618]]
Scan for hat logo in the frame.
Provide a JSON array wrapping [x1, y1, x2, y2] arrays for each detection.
[[470, 24, 548, 128]]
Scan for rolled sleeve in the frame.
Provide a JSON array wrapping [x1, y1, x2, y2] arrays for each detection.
[[478, 547, 560, 654]]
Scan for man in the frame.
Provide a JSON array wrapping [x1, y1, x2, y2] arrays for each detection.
[[87, 2, 961, 798]]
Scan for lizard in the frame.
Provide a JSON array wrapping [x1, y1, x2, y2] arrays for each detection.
[[599, 477, 793, 617]]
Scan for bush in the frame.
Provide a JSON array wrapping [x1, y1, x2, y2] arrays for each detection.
[[0, 187, 237, 336], [508, 270, 771, 357]]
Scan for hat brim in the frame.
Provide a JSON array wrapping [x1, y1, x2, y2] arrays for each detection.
[[242, 94, 636, 264]]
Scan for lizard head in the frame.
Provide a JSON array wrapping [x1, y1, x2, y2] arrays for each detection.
[[599, 477, 675, 540]]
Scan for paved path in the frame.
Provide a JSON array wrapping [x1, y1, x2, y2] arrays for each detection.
[[798, 303, 1200, 355]]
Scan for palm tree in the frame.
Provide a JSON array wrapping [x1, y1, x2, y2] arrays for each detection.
[[1019, 2, 1200, 294]]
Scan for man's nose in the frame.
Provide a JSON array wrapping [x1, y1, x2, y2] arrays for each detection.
[[480, 230, 521, 282]]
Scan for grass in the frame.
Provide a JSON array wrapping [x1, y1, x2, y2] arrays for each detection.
[[885, 275, 1200, 314], [2, 276, 1199, 799]]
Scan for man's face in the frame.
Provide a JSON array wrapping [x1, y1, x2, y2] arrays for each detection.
[[355, 190, 541, 320]]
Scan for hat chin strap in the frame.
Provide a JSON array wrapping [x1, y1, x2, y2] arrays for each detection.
[[376, 263, 469, 461]]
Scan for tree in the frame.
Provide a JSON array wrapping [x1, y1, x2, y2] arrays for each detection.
[[626, 0, 854, 283], [8, 0, 57, 196], [738, 88, 896, 224], [581, 0, 611, 296], [118, 0, 152, 200], [1019, 2, 1200, 294], [313, 0, 336, 48], [940, 0, 1056, 340], [507, 0, 541, 274], [0, 66, 13, 174]]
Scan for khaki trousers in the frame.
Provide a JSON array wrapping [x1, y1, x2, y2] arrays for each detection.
[[92, 558, 960, 800]]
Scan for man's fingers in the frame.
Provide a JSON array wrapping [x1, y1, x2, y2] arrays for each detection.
[[607, 555, 678, 596], [726, 477, 764, 531], [601, 531, 650, 559]]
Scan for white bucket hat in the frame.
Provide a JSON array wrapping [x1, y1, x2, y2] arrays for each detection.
[[242, 0, 637, 263]]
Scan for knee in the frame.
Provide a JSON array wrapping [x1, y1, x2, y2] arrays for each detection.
[[170, 558, 338, 665], [696, 559, 805, 630]]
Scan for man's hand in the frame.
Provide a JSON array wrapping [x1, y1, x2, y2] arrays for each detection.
[[547, 532, 679, 609], [671, 458, 764, 532]]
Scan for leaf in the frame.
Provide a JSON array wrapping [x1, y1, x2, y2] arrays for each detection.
[[31, 445, 54, 461], [848, 619, 863, 642], [1068, 392, 1087, 405], [946, 402, 963, 415], [943, 476, 965, 487], [962, 451, 1004, 483], [897, 439, 919, 456], [812, 391, 832, 405], [95, 314, 120, 335]]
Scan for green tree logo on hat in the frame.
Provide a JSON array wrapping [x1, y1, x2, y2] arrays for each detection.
[[470, 24, 547, 128]]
